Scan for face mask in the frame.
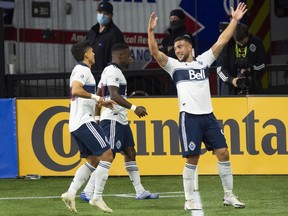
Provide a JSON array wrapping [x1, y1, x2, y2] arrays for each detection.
[[97, 13, 110, 25], [170, 20, 185, 31]]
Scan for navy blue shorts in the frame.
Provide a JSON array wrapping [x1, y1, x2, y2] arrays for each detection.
[[100, 120, 135, 153], [179, 112, 227, 157], [71, 121, 110, 158]]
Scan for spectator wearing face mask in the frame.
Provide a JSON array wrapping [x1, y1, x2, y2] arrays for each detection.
[[160, 9, 195, 59], [87, 1, 124, 72]]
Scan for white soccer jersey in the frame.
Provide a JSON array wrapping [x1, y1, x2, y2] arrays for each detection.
[[163, 49, 216, 114], [98, 64, 128, 125], [69, 63, 96, 132]]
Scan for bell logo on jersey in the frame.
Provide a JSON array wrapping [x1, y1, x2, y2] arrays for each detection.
[[188, 69, 206, 80]]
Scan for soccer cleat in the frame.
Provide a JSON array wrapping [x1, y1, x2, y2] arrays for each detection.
[[89, 197, 113, 213], [136, 190, 159, 200], [184, 199, 202, 210], [80, 191, 91, 202], [223, 194, 245, 208], [61, 192, 78, 213]]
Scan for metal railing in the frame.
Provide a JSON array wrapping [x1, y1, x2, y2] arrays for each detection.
[[5, 69, 177, 98], [265, 64, 288, 94], [4, 64, 288, 98]]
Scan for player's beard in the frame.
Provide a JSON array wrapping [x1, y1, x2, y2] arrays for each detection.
[[178, 53, 189, 62]]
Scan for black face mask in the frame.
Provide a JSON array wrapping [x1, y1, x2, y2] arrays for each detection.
[[169, 20, 185, 31]]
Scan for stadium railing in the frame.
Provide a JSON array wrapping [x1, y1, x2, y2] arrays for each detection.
[[4, 64, 288, 98]]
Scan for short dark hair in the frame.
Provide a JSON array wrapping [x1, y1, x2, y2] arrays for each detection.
[[233, 23, 249, 42], [111, 43, 129, 54], [174, 34, 192, 45], [71, 40, 91, 62]]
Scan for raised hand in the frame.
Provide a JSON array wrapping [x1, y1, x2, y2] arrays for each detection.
[[231, 2, 247, 21], [148, 12, 158, 32]]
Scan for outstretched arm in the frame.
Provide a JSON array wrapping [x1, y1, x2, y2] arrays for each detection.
[[147, 12, 168, 68], [211, 2, 247, 58], [71, 81, 115, 110], [109, 86, 148, 118]]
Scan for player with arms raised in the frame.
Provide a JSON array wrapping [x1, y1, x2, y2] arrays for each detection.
[[148, 2, 247, 210]]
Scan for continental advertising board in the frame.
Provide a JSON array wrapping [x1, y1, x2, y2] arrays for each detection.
[[16, 97, 288, 176]]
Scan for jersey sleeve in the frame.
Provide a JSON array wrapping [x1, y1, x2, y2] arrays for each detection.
[[71, 66, 90, 85], [106, 67, 121, 87], [97, 77, 102, 89], [163, 57, 180, 77], [196, 49, 216, 68]]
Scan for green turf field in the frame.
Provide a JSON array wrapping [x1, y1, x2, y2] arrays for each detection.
[[0, 175, 287, 215]]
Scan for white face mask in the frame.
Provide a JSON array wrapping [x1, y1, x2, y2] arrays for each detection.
[[97, 13, 109, 25]]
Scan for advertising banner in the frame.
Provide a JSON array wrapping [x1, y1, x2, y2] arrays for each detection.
[[0, 98, 18, 178], [16, 97, 288, 176]]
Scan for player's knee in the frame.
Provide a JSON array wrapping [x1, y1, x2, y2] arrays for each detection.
[[124, 154, 136, 162], [186, 155, 200, 165], [216, 148, 230, 161], [86, 155, 99, 168], [124, 147, 136, 160], [102, 149, 114, 163]]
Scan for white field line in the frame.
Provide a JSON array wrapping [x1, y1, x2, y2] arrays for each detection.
[[191, 191, 204, 216], [0, 191, 185, 200], [0, 191, 205, 214]]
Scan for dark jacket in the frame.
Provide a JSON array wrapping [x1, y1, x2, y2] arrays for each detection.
[[217, 34, 266, 95], [87, 21, 124, 72]]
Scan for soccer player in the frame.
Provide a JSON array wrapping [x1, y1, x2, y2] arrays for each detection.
[[80, 43, 159, 201], [147, 3, 247, 210], [61, 40, 115, 213]]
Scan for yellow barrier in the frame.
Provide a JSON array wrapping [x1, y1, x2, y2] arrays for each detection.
[[16, 97, 288, 176]]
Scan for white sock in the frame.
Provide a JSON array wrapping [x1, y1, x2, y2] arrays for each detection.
[[92, 161, 111, 200], [218, 161, 233, 196], [125, 161, 145, 196], [183, 163, 196, 201], [83, 170, 96, 199], [68, 162, 95, 196]]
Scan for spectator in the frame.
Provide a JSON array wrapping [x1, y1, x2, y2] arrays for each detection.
[[160, 9, 195, 59], [87, 1, 124, 72], [217, 23, 266, 95]]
